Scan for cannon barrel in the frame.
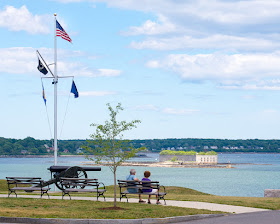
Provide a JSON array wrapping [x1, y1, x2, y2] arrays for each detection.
[[48, 166, 101, 172]]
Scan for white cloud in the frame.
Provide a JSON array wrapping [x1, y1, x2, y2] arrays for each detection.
[[241, 95, 257, 100], [0, 47, 122, 78], [221, 83, 280, 91], [162, 108, 200, 115], [122, 15, 177, 36], [79, 91, 117, 96], [72, 0, 280, 26], [131, 34, 279, 51], [263, 109, 278, 113], [0, 5, 50, 34], [133, 104, 199, 115], [134, 104, 159, 111], [97, 69, 121, 77], [146, 52, 280, 85], [53, 0, 280, 53], [182, 0, 280, 25], [74, 68, 121, 77]]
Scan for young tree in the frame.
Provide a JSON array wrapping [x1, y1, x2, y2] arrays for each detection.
[[83, 103, 142, 207]]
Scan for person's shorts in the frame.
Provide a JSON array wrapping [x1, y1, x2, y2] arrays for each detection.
[[151, 189, 158, 194]]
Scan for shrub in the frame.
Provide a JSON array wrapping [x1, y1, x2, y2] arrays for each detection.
[[185, 150, 197, 155], [205, 150, 217, 155]]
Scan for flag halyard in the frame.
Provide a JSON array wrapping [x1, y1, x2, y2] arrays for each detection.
[[56, 20, 72, 43]]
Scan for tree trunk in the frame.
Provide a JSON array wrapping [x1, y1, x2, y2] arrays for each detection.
[[113, 167, 117, 207]]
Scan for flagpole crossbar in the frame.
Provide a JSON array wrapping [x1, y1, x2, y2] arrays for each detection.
[[41, 76, 74, 79]]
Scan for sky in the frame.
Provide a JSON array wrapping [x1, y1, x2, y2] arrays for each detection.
[[2, 0, 280, 140]]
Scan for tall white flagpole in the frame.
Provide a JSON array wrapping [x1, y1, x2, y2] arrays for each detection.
[[54, 13, 58, 166]]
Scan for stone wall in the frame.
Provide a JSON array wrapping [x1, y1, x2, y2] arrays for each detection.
[[159, 155, 196, 162]]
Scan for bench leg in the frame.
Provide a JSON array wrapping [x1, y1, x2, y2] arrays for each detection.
[[97, 192, 106, 201], [62, 192, 71, 200], [158, 195, 166, 205], [120, 193, 128, 203], [8, 190, 17, 198], [41, 190, 50, 199]]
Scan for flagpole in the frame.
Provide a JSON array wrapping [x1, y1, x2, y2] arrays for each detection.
[[54, 13, 58, 166]]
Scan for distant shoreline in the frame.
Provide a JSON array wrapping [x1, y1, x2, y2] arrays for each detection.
[[1, 152, 280, 158]]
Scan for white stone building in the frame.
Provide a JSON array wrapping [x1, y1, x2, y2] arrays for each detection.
[[196, 155, 218, 164]]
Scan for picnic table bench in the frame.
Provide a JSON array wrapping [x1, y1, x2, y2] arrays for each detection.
[[60, 178, 106, 200], [117, 180, 167, 205], [6, 177, 50, 198]]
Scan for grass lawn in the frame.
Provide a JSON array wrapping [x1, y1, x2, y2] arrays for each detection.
[[0, 197, 221, 219], [79, 184, 280, 210], [1, 178, 280, 219]]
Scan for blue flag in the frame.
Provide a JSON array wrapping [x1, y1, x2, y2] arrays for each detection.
[[71, 80, 79, 98]]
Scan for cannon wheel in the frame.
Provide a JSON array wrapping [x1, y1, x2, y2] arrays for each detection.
[[55, 166, 88, 190]]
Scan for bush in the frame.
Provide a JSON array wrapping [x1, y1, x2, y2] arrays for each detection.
[[205, 151, 217, 155], [171, 156, 177, 162], [159, 150, 174, 155], [185, 150, 197, 155]]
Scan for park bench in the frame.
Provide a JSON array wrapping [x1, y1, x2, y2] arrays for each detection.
[[60, 178, 106, 201], [117, 180, 167, 205], [6, 177, 50, 198]]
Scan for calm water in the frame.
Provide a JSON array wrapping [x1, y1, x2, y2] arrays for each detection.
[[1, 153, 280, 197]]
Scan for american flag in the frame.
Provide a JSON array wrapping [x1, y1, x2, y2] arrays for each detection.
[[56, 20, 72, 43]]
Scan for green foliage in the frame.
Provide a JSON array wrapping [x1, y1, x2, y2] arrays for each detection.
[[83, 103, 142, 168], [82, 103, 142, 207], [185, 150, 197, 155], [160, 150, 200, 155], [198, 152, 206, 155], [1, 137, 280, 155], [205, 151, 218, 155], [171, 156, 177, 162], [159, 150, 173, 155]]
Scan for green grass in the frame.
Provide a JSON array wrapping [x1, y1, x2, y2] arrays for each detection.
[[99, 185, 280, 210], [0, 198, 221, 219], [2, 179, 280, 213], [0, 179, 8, 192]]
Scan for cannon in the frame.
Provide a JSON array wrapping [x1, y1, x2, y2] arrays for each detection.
[[41, 166, 101, 190]]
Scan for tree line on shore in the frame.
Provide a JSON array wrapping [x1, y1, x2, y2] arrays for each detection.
[[1, 136, 280, 155]]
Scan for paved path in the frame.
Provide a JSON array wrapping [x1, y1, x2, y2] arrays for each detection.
[[171, 211, 280, 224], [0, 194, 269, 214]]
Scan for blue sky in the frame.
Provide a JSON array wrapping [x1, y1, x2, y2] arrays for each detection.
[[2, 0, 280, 140]]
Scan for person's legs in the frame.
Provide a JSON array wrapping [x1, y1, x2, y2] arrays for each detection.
[[148, 195, 151, 203], [139, 194, 146, 203], [152, 189, 161, 204]]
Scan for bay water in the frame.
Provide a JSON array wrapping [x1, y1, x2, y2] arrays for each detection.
[[1, 153, 280, 197]]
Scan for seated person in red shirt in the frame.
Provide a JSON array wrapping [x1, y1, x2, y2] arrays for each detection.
[[141, 170, 160, 204]]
